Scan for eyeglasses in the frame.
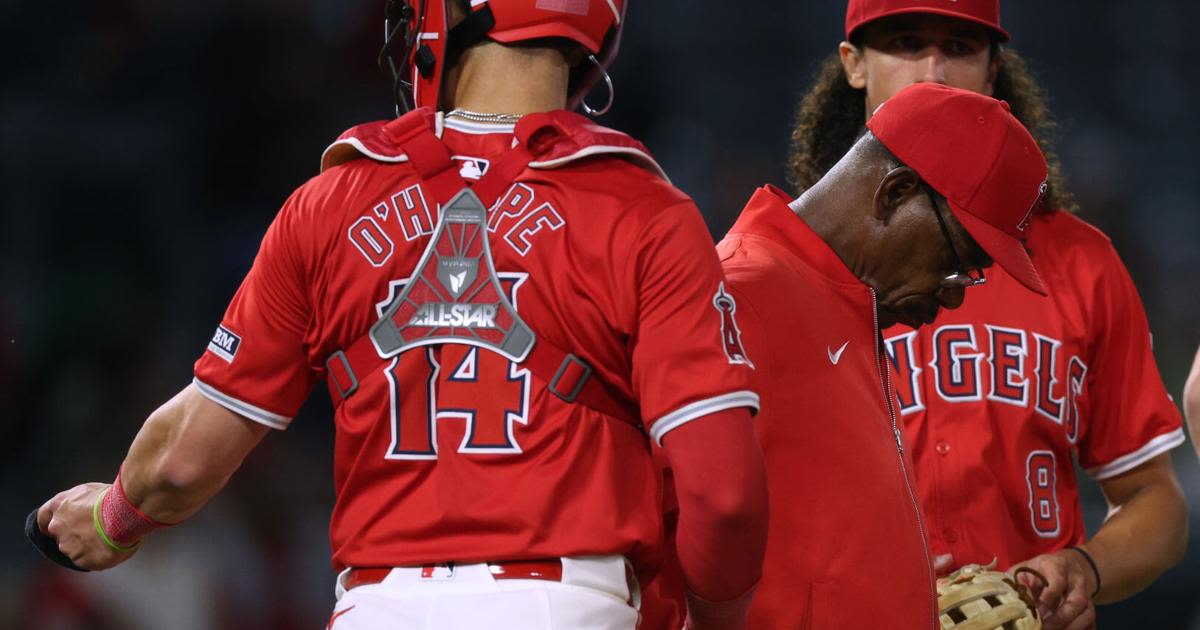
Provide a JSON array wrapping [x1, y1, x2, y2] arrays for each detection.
[[925, 187, 986, 288]]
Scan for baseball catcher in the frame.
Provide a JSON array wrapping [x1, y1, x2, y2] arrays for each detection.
[[28, 2, 769, 628]]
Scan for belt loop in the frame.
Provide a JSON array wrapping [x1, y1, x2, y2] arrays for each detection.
[[334, 566, 352, 601], [549, 354, 592, 403], [326, 350, 359, 399], [624, 558, 641, 610]]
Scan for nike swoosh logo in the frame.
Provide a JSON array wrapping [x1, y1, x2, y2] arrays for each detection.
[[827, 340, 850, 365]]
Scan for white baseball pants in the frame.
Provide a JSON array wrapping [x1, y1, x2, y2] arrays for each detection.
[[327, 556, 640, 630]]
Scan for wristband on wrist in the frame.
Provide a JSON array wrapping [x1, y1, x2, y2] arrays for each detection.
[[1066, 545, 1101, 598], [96, 470, 172, 551], [93, 489, 139, 552]]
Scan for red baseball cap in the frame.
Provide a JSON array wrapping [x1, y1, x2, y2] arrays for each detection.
[[866, 83, 1048, 295], [845, 0, 1010, 43]]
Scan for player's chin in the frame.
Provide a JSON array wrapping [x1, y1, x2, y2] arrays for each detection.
[[881, 299, 939, 329]]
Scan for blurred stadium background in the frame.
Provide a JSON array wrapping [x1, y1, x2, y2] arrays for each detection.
[[2, 1, 1198, 627]]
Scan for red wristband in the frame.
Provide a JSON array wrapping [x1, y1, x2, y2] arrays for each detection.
[[99, 469, 171, 546]]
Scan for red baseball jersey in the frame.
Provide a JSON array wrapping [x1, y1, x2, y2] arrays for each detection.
[[718, 186, 936, 629], [885, 209, 1184, 570], [192, 112, 758, 574]]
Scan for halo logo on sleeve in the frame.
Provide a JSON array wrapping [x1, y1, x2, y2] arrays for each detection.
[[712, 282, 754, 369], [371, 188, 536, 363], [207, 325, 241, 363]]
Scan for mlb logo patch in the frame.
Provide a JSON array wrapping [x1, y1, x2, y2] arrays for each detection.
[[207, 325, 241, 363], [451, 156, 490, 180]]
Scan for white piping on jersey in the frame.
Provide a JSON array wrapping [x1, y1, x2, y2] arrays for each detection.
[[530, 145, 670, 183], [606, 0, 621, 24], [321, 130, 669, 182], [442, 117, 516, 135], [1086, 428, 1185, 480], [321, 137, 411, 168], [439, 113, 669, 181], [193, 377, 291, 431], [649, 390, 761, 447]]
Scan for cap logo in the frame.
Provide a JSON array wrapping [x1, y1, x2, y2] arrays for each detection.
[[1017, 181, 1048, 232]]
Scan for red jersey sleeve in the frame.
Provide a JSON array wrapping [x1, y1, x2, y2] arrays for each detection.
[[628, 201, 759, 445], [1078, 242, 1184, 478], [193, 191, 317, 429]]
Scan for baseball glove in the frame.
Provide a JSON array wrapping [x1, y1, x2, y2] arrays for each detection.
[[937, 562, 1045, 630]]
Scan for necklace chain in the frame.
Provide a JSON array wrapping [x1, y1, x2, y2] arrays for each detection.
[[446, 109, 523, 123]]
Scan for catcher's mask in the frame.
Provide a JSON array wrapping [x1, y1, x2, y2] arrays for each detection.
[[378, 0, 627, 116]]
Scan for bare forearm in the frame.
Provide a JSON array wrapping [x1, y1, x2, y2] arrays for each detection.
[[120, 385, 269, 523], [1087, 469, 1187, 603]]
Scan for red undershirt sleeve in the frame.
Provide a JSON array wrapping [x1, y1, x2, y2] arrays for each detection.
[[661, 406, 768, 625]]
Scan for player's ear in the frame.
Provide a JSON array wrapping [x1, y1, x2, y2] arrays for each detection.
[[872, 165, 922, 222], [840, 41, 868, 90]]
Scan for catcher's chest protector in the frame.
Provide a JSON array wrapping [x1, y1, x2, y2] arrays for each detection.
[[319, 108, 666, 426]]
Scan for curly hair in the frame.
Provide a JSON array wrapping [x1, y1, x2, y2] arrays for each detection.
[[787, 48, 1076, 214]]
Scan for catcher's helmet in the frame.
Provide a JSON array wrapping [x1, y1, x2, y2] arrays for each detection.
[[380, 0, 626, 114]]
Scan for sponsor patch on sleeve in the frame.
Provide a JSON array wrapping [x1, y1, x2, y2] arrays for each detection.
[[207, 325, 242, 363]]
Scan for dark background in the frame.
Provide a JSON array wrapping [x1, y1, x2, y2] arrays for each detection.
[[3, 1, 1198, 627]]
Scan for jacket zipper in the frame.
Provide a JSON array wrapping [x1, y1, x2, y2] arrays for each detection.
[[870, 290, 937, 629]]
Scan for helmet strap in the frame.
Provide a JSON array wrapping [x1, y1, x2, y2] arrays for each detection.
[[444, 5, 496, 71], [379, 0, 419, 115]]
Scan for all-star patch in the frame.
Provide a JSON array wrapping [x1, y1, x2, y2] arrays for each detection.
[[207, 324, 241, 363], [407, 303, 499, 328]]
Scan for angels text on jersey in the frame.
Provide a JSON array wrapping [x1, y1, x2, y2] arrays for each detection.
[[887, 323, 1082, 539], [886, 324, 1087, 443]]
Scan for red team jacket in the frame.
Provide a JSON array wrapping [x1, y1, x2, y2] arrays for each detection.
[[718, 187, 936, 629], [886, 209, 1185, 570], [192, 110, 758, 576]]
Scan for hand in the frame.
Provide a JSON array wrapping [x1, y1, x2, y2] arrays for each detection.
[[1012, 550, 1097, 630], [38, 482, 139, 571], [933, 553, 955, 576]]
